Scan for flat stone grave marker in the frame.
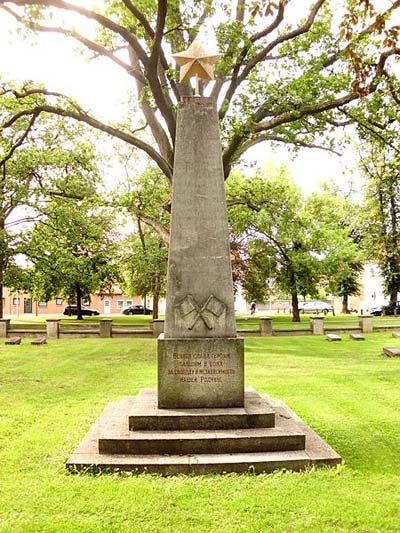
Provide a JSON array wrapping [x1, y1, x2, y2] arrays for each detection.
[[5, 337, 22, 345], [326, 334, 341, 341], [382, 347, 400, 357], [350, 333, 365, 341], [31, 337, 47, 345], [391, 332, 400, 338]]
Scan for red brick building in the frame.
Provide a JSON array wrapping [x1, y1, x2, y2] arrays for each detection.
[[2, 287, 143, 316]]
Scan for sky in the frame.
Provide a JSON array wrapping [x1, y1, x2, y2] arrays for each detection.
[[0, 5, 358, 195]]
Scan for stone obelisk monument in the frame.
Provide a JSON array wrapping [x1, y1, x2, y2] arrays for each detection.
[[66, 41, 341, 475], [158, 42, 243, 408]]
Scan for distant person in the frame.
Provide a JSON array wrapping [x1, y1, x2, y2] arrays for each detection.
[[250, 301, 256, 315]]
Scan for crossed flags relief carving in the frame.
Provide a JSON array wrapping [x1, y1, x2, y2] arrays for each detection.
[[176, 294, 226, 330]]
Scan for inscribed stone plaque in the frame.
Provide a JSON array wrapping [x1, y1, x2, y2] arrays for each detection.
[[158, 335, 244, 408]]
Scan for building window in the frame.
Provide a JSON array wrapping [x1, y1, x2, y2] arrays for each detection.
[[83, 298, 90, 306], [12, 297, 19, 306], [126, 300, 133, 307], [38, 302, 47, 308], [56, 298, 63, 306], [117, 300, 124, 310]]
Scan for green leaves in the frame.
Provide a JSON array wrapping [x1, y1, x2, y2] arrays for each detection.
[[227, 164, 361, 318]]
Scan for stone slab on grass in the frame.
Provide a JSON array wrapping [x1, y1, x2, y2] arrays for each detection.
[[5, 337, 22, 345], [391, 332, 400, 338], [350, 333, 365, 341], [326, 334, 341, 341], [382, 347, 400, 357], [31, 337, 47, 345]]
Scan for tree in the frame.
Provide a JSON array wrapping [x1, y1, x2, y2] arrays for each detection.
[[0, 81, 99, 317], [25, 196, 121, 319], [360, 141, 400, 304], [122, 229, 168, 319], [227, 167, 361, 321], [0, 0, 399, 236], [118, 165, 170, 318]]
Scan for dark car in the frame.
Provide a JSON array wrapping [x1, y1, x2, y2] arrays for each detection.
[[122, 305, 152, 315], [370, 302, 400, 316], [63, 305, 100, 316]]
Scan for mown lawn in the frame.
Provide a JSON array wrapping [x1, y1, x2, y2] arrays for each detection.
[[0, 334, 399, 531]]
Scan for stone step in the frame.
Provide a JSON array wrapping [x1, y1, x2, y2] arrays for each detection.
[[67, 449, 339, 476], [66, 393, 341, 475], [98, 426, 306, 455], [129, 388, 275, 431]]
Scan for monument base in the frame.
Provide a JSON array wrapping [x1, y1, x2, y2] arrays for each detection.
[[66, 388, 341, 475], [158, 335, 244, 409]]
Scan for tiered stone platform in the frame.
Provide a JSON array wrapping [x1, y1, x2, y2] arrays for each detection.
[[66, 388, 341, 475]]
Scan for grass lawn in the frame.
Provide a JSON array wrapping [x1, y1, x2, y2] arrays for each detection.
[[0, 334, 399, 531]]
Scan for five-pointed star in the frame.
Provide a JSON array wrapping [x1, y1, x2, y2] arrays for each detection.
[[172, 40, 221, 83]]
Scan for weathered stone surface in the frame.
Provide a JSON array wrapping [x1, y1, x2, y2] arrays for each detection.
[[5, 337, 22, 345], [260, 317, 273, 336], [129, 388, 275, 431], [31, 337, 47, 345], [392, 332, 400, 338], [46, 319, 60, 339], [66, 392, 341, 475], [158, 335, 244, 408], [350, 333, 365, 341], [359, 315, 373, 333], [310, 317, 324, 335], [164, 98, 236, 340], [0, 319, 10, 338], [326, 334, 341, 341], [383, 346, 400, 357]]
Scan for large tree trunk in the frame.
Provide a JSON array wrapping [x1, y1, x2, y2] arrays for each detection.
[[342, 294, 350, 314], [291, 292, 300, 322], [76, 285, 84, 320], [153, 293, 159, 320]]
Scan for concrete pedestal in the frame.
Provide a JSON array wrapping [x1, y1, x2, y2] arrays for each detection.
[[46, 319, 60, 339], [99, 318, 113, 338], [260, 317, 273, 336], [151, 319, 165, 337], [157, 334, 244, 408], [310, 317, 324, 335], [0, 319, 10, 338], [359, 315, 373, 333]]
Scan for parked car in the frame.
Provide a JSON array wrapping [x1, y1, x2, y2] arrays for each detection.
[[122, 305, 152, 315], [63, 305, 100, 316], [370, 302, 400, 316], [298, 301, 334, 314]]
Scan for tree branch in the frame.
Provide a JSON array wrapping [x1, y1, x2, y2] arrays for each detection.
[[237, 133, 342, 158], [1, 104, 173, 181], [219, 0, 326, 121], [0, 0, 151, 63], [0, 111, 39, 167], [1, 5, 147, 85]]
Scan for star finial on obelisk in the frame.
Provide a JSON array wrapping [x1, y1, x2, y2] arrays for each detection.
[[173, 41, 221, 93]]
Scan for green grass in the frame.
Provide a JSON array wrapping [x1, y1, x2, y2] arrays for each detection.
[[0, 334, 399, 531]]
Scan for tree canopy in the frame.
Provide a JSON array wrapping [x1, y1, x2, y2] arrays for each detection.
[[227, 166, 362, 320], [0, 0, 399, 203], [0, 82, 99, 317]]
